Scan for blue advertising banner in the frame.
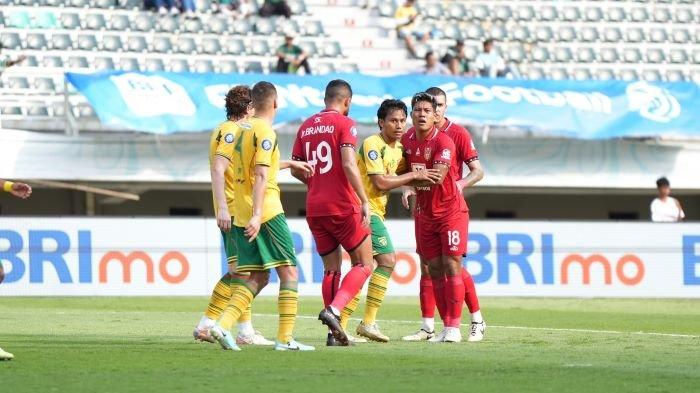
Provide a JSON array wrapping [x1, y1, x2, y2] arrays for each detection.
[[66, 71, 700, 139]]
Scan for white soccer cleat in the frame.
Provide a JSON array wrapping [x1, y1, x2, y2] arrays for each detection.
[[443, 327, 462, 343], [401, 328, 435, 341], [346, 333, 368, 344], [237, 330, 275, 346], [192, 327, 216, 344], [0, 347, 14, 361], [468, 321, 486, 342], [274, 339, 316, 351], [428, 329, 447, 343], [209, 325, 241, 351], [356, 322, 390, 343]]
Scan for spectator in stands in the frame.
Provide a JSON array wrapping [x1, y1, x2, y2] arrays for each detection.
[[473, 39, 515, 78], [276, 33, 311, 74], [0, 44, 26, 75], [260, 0, 292, 19], [441, 40, 472, 76], [419, 51, 450, 75], [651, 177, 685, 222], [217, 0, 254, 19], [395, 0, 424, 58], [155, 0, 196, 18]]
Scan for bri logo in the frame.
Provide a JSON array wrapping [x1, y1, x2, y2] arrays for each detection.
[[626, 81, 681, 123]]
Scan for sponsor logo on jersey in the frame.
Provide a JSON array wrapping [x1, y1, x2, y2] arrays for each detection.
[[314, 117, 321, 123], [351, 126, 358, 136], [261, 139, 273, 150], [441, 149, 451, 160], [224, 133, 234, 143], [378, 237, 387, 247], [368, 150, 379, 160], [450, 246, 458, 251], [424, 147, 432, 160]]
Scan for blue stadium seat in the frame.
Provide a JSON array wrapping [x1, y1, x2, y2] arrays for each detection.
[[119, 57, 140, 71], [169, 59, 190, 73], [1, 32, 22, 49], [244, 60, 264, 73], [144, 58, 165, 72], [557, 26, 576, 42], [515, 5, 535, 21], [95, 57, 115, 70], [127, 35, 147, 52], [201, 38, 221, 55], [194, 59, 215, 73], [134, 13, 154, 32], [85, 13, 106, 30], [218, 60, 238, 73], [102, 35, 123, 52], [51, 33, 73, 50], [77, 34, 98, 50], [60, 12, 81, 29], [109, 14, 130, 31], [26, 33, 48, 50], [623, 48, 642, 63]]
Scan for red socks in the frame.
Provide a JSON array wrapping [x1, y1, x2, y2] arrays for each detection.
[[322, 271, 340, 307], [431, 276, 448, 324], [330, 264, 372, 311], [419, 275, 435, 318], [445, 275, 465, 328], [461, 268, 481, 313]]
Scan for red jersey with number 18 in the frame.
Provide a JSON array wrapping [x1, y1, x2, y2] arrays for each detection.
[[401, 127, 467, 220], [292, 109, 360, 217]]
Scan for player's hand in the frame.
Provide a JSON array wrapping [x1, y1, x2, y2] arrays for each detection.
[[361, 202, 371, 228], [290, 160, 313, 177], [216, 208, 231, 232], [401, 187, 416, 210], [10, 182, 32, 199], [244, 215, 262, 242], [456, 179, 467, 193], [415, 168, 442, 184]]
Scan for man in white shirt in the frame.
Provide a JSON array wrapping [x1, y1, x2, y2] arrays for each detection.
[[419, 51, 451, 75], [650, 177, 685, 222], [473, 39, 512, 78]]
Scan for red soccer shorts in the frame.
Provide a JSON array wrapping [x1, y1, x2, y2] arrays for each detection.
[[415, 211, 469, 260], [307, 212, 370, 256]]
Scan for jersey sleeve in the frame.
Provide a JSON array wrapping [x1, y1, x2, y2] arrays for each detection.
[[434, 135, 456, 167], [254, 123, 277, 167], [214, 127, 236, 161], [339, 118, 357, 148], [361, 137, 385, 175], [457, 127, 479, 163]]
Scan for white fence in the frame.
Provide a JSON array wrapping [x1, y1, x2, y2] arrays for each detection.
[[0, 218, 698, 297]]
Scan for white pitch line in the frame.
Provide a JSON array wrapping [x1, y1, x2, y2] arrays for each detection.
[[252, 313, 700, 339]]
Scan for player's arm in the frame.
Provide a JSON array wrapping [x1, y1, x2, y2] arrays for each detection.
[[1, 179, 32, 199], [210, 156, 231, 232], [289, 134, 310, 185], [675, 198, 686, 221], [456, 159, 484, 193], [455, 130, 484, 192], [370, 169, 440, 191], [245, 164, 267, 241], [341, 146, 371, 227], [279, 159, 313, 175]]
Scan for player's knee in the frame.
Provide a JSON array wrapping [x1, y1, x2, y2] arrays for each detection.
[[277, 266, 298, 283], [251, 272, 270, 288]]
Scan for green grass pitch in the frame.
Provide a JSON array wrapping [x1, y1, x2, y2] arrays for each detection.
[[1, 297, 699, 392]]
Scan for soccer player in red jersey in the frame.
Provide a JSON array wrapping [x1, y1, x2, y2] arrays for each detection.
[[291, 80, 374, 346], [400, 92, 468, 342], [402, 87, 486, 342]]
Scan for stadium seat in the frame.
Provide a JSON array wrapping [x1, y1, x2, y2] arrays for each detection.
[[464, 24, 484, 41], [337, 63, 360, 73], [27, 106, 49, 117], [606, 7, 626, 22], [530, 47, 549, 62], [200, 38, 221, 55], [218, 60, 238, 73], [439, 23, 460, 41], [534, 26, 554, 42], [60, 13, 81, 30], [169, 59, 190, 73], [34, 11, 58, 28], [315, 62, 336, 75], [557, 26, 576, 42], [666, 69, 685, 82], [157, 16, 178, 33], [692, 71, 700, 84], [193, 59, 214, 73], [653, 8, 672, 23], [493, 5, 512, 21], [175, 37, 197, 54], [303, 20, 324, 37], [561, 7, 581, 22], [184, 18, 203, 34], [45, 0, 63, 6], [94, 0, 116, 8], [642, 70, 662, 81], [423, 3, 442, 20], [619, 69, 639, 81], [119, 57, 140, 71], [109, 14, 130, 31], [223, 38, 245, 55], [26, 33, 48, 50], [276, 19, 299, 36], [288, 0, 306, 15], [646, 48, 665, 63], [77, 34, 98, 51], [244, 60, 264, 73], [68, 0, 90, 8], [505, 45, 526, 63], [489, 25, 507, 41], [127, 35, 147, 52], [526, 67, 545, 80], [447, 3, 467, 20], [0, 107, 22, 116], [1, 32, 22, 49], [623, 48, 642, 63], [206, 16, 228, 35], [51, 33, 73, 50], [576, 47, 596, 63], [144, 58, 165, 72], [538, 6, 558, 21], [120, 0, 141, 10], [595, 68, 615, 81], [255, 18, 276, 36], [233, 19, 253, 35], [76, 104, 96, 117], [95, 57, 115, 70], [152, 36, 173, 53], [7, 76, 29, 89], [549, 68, 569, 80], [625, 28, 644, 43], [102, 35, 123, 52], [377, 2, 395, 18], [602, 27, 623, 43], [8, 11, 31, 28], [649, 29, 668, 43], [68, 56, 89, 69], [84, 13, 106, 30], [322, 41, 342, 58], [579, 27, 599, 42], [470, 4, 490, 21], [134, 13, 154, 32], [553, 47, 573, 63], [23, 55, 38, 67], [629, 7, 649, 22], [52, 102, 66, 117], [511, 25, 530, 42], [671, 29, 691, 43], [584, 7, 604, 22], [515, 5, 535, 21], [600, 47, 619, 63], [42, 55, 63, 67], [692, 50, 700, 64], [250, 39, 271, 56], [297, 41, 317, 57], [668, 49, 688, 64], [674, 8, 694, 23]]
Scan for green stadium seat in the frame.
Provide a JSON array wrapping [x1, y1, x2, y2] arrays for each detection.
[[9, 11, 32, 28], [34, 12, 58, 28]]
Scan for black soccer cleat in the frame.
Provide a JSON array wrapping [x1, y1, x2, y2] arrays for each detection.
[[318, 306, 349, 346], [326, 332, 339, 346]]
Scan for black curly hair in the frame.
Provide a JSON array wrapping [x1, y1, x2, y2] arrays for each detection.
[[225, 85, 251, 120]]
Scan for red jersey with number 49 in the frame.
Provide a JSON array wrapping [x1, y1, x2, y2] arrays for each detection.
[[292, 109, 360, 217], [440, 118, 479, 178], [401, 127, 467, 220]]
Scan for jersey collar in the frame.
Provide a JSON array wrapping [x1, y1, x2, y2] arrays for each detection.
[[412, 126, 438, 141], [438, 118, 453, 133], [320, 109, 340, 115]]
